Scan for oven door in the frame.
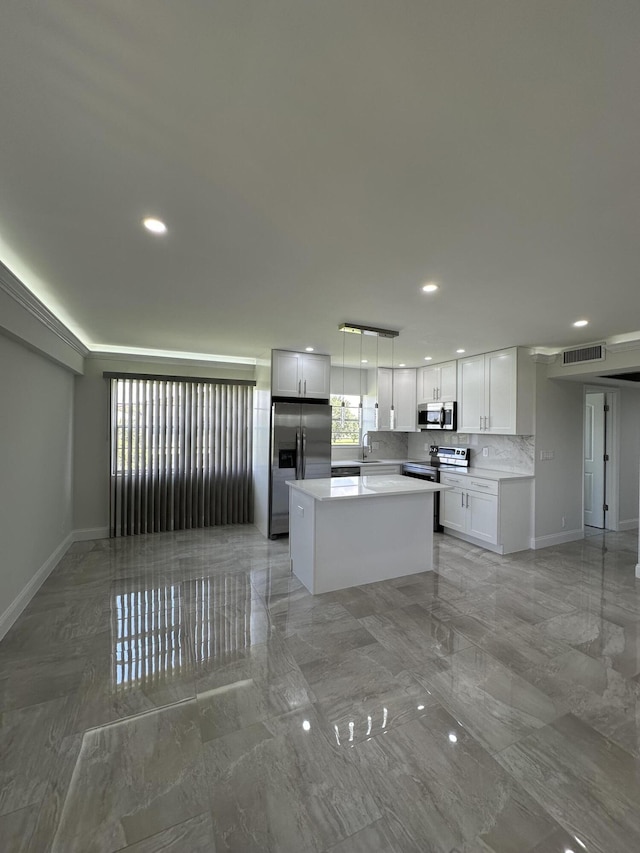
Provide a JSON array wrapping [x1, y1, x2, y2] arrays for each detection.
[[401, 467, 442, 532]]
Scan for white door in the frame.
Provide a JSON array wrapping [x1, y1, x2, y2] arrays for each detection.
[[457, 355, 484, 433], [438, 361, 457, 402], [467, 491, 498, 544], [301, 354, 331, 398], [485, 349, 516, 433], [440, 488, 466, 532], [584, 392, 606, 528]]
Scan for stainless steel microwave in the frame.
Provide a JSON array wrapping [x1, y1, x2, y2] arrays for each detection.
[[417, 401, 457, 430]]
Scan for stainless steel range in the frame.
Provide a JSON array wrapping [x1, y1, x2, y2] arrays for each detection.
[[402, 445, 470, 531]]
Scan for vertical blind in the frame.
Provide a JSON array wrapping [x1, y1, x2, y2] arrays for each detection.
[[109, 375, 253, 536]]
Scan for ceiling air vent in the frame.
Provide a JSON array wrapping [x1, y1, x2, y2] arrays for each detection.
[[562, 343, 605, 366]]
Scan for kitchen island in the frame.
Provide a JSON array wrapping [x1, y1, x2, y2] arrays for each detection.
[[286, 475, 448, 594]]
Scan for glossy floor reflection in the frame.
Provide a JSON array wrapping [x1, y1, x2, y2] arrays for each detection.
[[1, 526, 640, 851]]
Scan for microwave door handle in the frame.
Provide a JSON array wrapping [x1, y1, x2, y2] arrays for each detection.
[[440, 406, 445, 428]]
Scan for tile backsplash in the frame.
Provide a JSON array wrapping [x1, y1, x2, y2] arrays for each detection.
[[332, 431, 408, 462], [407, 431, 534, 473], [333, 431, 534, 474]]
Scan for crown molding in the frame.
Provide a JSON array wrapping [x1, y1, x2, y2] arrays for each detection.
[[606, 338, 640, 354], [0, 260, 89, 357], [529, 352, 558, 364], [87, 350, 256, 371]]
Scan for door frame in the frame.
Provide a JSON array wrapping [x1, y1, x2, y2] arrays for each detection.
[[583, 385, 619, 531]]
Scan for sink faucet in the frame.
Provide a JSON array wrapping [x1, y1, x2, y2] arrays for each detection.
[[362, 432, 372, 460]]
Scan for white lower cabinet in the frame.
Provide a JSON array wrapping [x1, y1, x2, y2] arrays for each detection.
[[440, 472, 532, 554]]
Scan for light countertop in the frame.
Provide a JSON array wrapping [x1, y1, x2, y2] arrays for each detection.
[[331, 458, 533, 482], [286, 475, 448, 501]]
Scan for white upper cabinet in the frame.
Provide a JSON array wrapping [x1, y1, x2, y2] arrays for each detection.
[[393, 368, 418, 431], [271, 350, 331, 399], [371, 367, 417, 431], [417, 360, 457, 403], [457, 347, 534, 435]]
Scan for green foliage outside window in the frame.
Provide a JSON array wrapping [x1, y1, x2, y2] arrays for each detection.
[[331, 394, 361, 446]]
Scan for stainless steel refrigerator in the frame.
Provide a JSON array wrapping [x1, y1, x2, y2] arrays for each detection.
[[269, 400, 332, 537]]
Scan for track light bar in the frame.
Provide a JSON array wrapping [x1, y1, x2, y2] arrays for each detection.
[[339, 322, 399, 338]]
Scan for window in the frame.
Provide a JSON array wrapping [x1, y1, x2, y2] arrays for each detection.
[[108, 375, 253, 535], [331, 394, 362, 446]]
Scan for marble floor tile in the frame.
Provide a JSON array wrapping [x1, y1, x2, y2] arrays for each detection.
[[0, 805, 37, 852], [195, 640, 315, 742], [51, 701, 208, 853], [1, 525, 640, 850], [346, 704, 575, 853], [359, 603, 472, 668], [412, 645, 566, 753], [520, 646, 640, 757], [115, 811, 217, 852], [203, 705, 382, 852], [0, 695, 73, 817], [495, 713, 640, 853], [299, 641, 436, 746]]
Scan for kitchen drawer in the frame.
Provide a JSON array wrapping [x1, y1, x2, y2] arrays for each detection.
[[439, 472, 466, 489], [364, 464, 402, 475], [467, 477, 499, 496]]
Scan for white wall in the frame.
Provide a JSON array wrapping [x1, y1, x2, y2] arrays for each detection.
[[74, 355, 256, 535], [533, 365, 584, 546], [618, 387, 640, 529], [0, 331, 75, 637]]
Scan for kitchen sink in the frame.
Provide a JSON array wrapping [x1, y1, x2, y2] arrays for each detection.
[[359, 459, 381, 463]]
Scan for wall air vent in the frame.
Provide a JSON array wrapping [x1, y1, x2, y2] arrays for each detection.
[[562, 343, 605, 365]]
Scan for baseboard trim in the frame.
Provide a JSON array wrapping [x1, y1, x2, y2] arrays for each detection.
[[0, 532, 74, 642], [618, 519, 639, 532], [0, 527, 111, 642], [531, 528, 584, 549], [73, 526, 109, 541]]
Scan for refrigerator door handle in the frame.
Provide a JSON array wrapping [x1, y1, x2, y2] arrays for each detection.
[[301, 427, 307, 478], [295, 428, 302, 479]]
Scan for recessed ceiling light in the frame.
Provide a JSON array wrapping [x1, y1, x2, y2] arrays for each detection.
[[361, 359, 368, 364], [456, 349, 465, 354], [424, 356, 433, 361], [143, 217, 167, 235], [422, 282, 439, 293], [399, 363, 406, 367], [573, 319, 589, 327], [305, 346, 314, 352]]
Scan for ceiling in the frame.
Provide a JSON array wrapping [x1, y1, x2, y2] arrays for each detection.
[[1, 1, 639, 369]]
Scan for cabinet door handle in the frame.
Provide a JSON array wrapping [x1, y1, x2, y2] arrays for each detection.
[[461, 492, 464, 508], [466, 493, 469, 508], [304, 380, 307, 396], [479, 416, 483, 430], [472, 482, 490, 488], [298, 380, 301, 396]]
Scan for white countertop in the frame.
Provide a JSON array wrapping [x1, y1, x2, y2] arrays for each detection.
[[441, 467, 534, 481], [331, 458, 533, 482], [286, 475, 447, 501]]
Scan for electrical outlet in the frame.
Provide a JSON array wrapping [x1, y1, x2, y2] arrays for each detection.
[[562, 516, 566, 528], [482, 447, 489, 457], [540, 450, 555, 461]]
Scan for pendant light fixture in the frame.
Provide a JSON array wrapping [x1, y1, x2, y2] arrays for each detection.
[[337, 323, 399, 435], [374, 334, 379, 430], [389, 336, 396, 430], [358, 334, 363, 415], [340, 328, 346, 427]]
